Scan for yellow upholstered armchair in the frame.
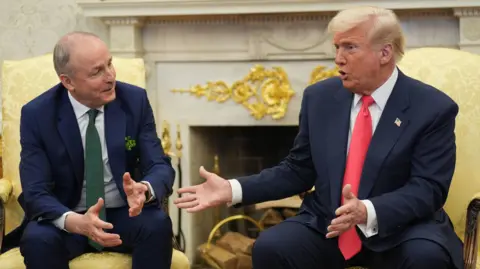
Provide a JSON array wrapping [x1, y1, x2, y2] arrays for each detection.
[[0, 54, 190, 269], [398, 47, 480, 269]]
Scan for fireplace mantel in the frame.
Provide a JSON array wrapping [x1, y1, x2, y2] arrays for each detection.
[[75, 0, 480, 61], [77, 0, 480, 17]]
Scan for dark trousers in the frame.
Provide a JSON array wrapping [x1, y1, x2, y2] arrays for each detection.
[[19, 206, 173, 269], [252, 221, 453, 269]]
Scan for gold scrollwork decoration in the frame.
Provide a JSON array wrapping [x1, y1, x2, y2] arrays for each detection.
[[161, 121, 183, 159], [161, 120, 174, 157], [309, 65, 340, 85], [171, 65, 295, 120]]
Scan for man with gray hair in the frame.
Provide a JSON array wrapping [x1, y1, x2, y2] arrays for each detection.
[[175, 6, 463, 269], [9, 31, 176, 269]]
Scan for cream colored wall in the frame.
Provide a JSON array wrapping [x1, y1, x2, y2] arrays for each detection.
[[0, 0, 109, 123]]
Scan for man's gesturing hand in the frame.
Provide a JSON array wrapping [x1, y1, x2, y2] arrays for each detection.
[[65, 198, 122, 247], [326, 184, 367, 238], [123, 172, 148, 217], [174, 166, 232, 213]]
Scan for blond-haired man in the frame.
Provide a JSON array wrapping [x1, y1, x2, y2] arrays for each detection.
[[175, 6, 463, 269]]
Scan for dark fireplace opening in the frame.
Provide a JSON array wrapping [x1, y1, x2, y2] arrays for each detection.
[[189, 125, 302, 256]]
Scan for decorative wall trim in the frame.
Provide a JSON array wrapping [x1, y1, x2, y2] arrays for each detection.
[[144, 9, 453, 25], [104, 17, 145, 26], [76, 0, 480, 18], [454, 8, 480, 17]]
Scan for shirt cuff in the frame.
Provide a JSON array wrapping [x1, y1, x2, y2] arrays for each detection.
[[141, 180, 156, 202], [356, 199, 378, 238], [51, 211, 74, 232], [227, 179, 243, 206]]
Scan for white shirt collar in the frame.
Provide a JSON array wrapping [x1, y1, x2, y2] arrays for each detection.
[[67, 91, 104, 120], [352, 67, 398, 111]]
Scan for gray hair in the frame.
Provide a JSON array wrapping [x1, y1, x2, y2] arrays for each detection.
[[53, 31, 101, 76]]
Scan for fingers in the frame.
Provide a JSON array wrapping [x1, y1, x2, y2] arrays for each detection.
[[87, 198, 104, 215], [91, 228, 122, 247], [92, 217, 114, 230], [335, 203, 354, 216], [129, 206, 142, 217], [199, 166, 213, 179], [123, 172, 133, 188], [177, 186, 198, 195], [186, 204, 207, 213], [123, 174, 136, 197], [123, 172, 132, 182], [326, 218, 351, 239], [175, 200, 199, 209], [331, 213, 352, 225], [326, 231, 340, 238], [342, 184, 356, 200], [128, 195, 145, 217], [136, 183, 148, 193], [174, 194, 196, 204]]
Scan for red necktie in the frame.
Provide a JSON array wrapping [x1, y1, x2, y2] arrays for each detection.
[[338, 95, 374, 260]]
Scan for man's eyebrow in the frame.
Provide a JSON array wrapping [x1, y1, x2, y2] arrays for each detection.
[[91, 58, 112, 71]]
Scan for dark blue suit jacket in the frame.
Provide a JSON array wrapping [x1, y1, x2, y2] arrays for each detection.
[[1, 81, 175, 251], [237, 70, 463, 268]]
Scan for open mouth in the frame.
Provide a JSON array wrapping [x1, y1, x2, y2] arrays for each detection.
[[338, 70, 347, 79]]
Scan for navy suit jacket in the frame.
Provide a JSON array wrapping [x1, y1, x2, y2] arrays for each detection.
[[1, 81, 175, 251], [237, 70, 463, 268]]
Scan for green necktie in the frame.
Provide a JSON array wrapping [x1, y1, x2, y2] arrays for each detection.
[[85, 109, 106, 251]]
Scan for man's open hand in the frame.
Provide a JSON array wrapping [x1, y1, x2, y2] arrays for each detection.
[[123, 172, 148, 217], [326, 184, 367, 238], [65, 198, 122, 247], [174, 166, 232, 213]]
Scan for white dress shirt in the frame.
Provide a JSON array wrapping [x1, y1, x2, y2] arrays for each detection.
[[51, 92, 155, 230], [228, 67, 399, 238]]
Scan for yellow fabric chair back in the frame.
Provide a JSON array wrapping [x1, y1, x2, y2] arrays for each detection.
[[1, 53, 146, 233], [398, 47, 480, 239]]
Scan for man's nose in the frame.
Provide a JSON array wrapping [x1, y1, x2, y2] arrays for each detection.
[[104, 67, 115, 82], [335, 51, 346, 66]]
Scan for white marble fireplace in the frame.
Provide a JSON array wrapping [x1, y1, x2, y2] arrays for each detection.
[[76, 0, 480, 263]]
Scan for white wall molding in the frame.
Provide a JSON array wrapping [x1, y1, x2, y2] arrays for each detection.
[[455, 8, 480, 54], [76, 0, 480, 17]]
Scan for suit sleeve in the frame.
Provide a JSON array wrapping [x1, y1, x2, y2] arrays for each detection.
[[236, 87, 316, 206], [19, 106, 71, 221], [369, 101, 458, 238], [138, 90, 175, 204]]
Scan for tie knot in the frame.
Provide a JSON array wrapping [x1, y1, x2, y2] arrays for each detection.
[[87, 109, 99, 122], [361, 95, 374, 107]]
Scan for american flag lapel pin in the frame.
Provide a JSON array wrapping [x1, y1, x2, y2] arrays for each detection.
[[394, 118, 402, 127]]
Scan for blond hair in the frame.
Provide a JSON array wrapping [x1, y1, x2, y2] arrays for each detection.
[[328, 6, 405, 63]]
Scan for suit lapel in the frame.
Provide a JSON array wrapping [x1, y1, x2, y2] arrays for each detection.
[[104, 99, 126, 187], [328, 87, 353, 210], [57, 91, 84, 187], [358, 72, 410, 199]]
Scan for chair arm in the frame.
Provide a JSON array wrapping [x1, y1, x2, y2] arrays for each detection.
[[0, 178, 12, 204], [464, 192, 480, 269], [299, 186, 315, 200], [0, 178, 10, 251]]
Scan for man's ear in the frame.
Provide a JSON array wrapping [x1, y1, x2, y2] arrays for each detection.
[[59, 74, 75, 92], [380, 44, 394, 64]]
